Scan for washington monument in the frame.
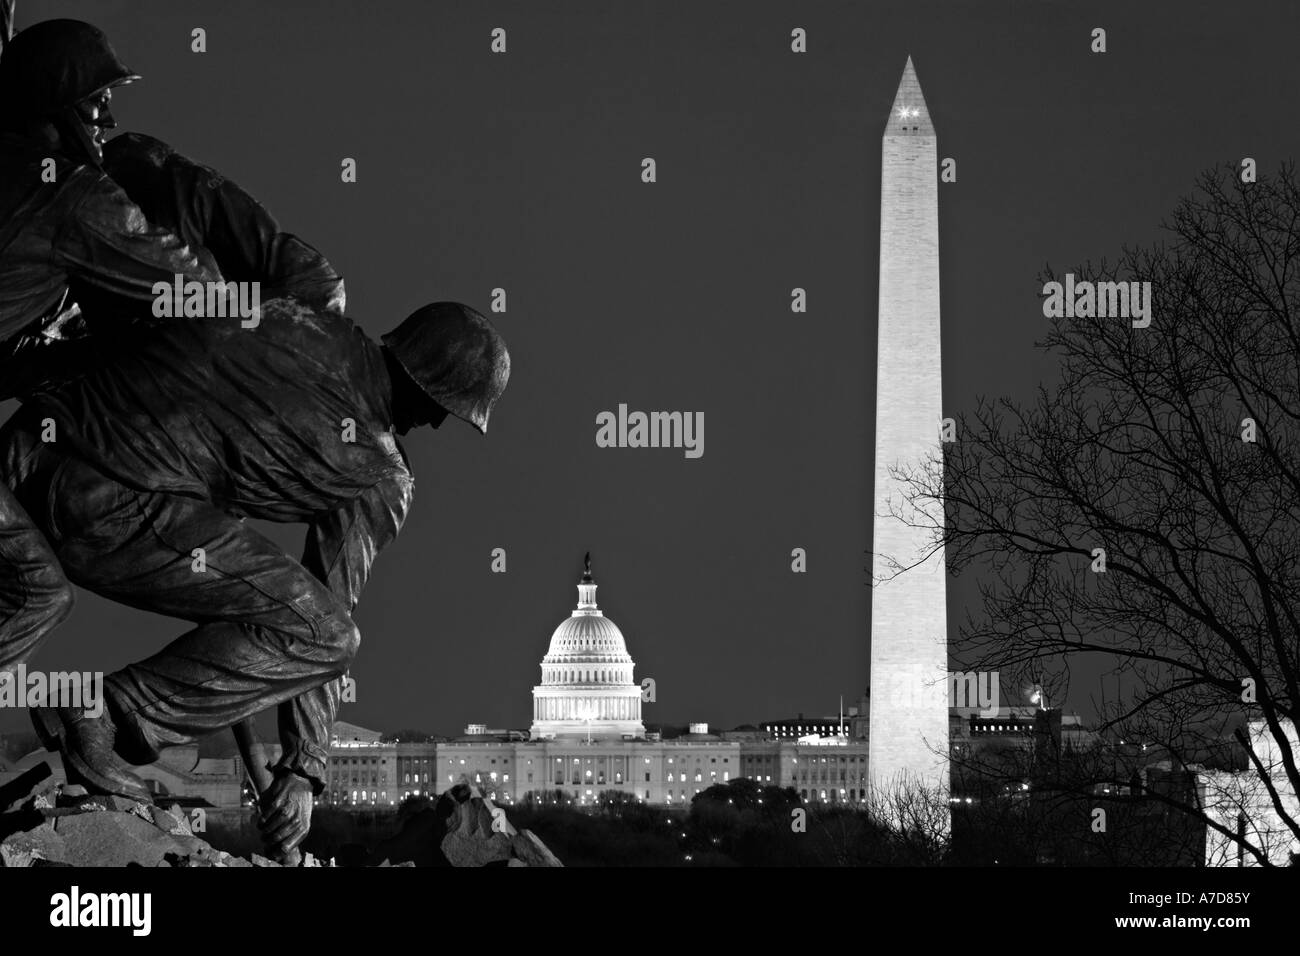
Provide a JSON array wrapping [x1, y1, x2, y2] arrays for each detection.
[[868, 56, 950, 797]]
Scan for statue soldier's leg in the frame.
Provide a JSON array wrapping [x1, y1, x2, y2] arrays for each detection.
[[1, 434, 151, 797], [5, 436, 357, 796], [0, 482, 75, 675]]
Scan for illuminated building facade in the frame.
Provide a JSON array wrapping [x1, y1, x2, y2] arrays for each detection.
[[318, 558, 875, 808], [529, 558, 646, 740]]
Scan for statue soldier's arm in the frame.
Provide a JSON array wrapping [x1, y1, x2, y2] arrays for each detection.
[[273, 470, 414, 792], [55, 168, 222, 305], [102, 132, 345, 314], [0, 166, 223, 398]]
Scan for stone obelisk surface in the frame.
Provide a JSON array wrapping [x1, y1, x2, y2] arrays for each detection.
[[868, 56, 949, 798]]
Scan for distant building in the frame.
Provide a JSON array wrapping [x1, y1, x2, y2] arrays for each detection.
[[1200, 719, 1300, 866], [738, 738, 871, 803], [529, 559, 645, 741], [950, 705, 1094, 756], [320, 558, 871, 808], [325, 735, 400, 807], [761, 695, 868, 742], [330, 721, 384, 745]]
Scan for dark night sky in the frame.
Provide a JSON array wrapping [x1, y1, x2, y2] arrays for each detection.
[[4, 0, 1299, 738]]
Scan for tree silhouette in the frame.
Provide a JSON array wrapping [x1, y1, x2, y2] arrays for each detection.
[[892, 162, 1300, 864]]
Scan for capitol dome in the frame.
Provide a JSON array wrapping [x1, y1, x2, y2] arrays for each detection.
[[530, 555, 646, 741], [544, 605, 632, 667]]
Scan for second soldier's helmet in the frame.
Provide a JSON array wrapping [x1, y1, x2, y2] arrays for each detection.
[[382, 302, 510, 434], [0, 19, 140, 123]]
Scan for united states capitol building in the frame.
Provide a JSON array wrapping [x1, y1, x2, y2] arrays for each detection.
[[323, 557, 872, 809]]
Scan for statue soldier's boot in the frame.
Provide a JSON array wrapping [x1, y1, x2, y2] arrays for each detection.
[[32, 705, 152, 802]]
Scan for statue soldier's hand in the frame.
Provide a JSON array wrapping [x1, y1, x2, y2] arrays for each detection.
[[259, 770, 314, 862]]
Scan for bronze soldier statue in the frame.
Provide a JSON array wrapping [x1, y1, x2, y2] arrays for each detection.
[[0, 19, 222, 716], [0, 17, 342, 821], [2, 295, 509, 860], [0, 18, 512, 861]]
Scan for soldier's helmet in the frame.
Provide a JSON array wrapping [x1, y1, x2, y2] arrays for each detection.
[[0, 19, 140, 123], [382, 302, 511, 434]]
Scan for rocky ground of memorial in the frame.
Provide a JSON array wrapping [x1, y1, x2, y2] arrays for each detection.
[[0, 765, 561, 867]]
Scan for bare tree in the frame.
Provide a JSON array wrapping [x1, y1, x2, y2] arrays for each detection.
[[893, 162, 1300, 864], [853, 773, 951, 865]]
